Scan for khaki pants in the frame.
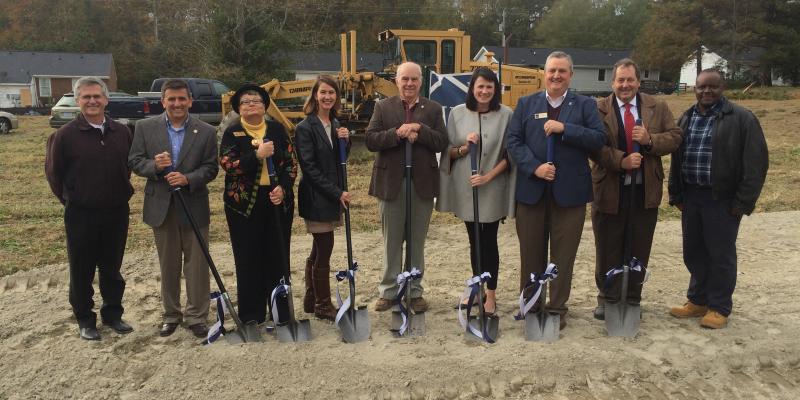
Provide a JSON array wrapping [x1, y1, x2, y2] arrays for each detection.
[[377, 180, 433, 299], [153, 203, 210, 325]]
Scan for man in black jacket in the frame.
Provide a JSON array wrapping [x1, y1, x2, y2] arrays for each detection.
[[667, 69, 768, 329], [45, 77, 135, 340]]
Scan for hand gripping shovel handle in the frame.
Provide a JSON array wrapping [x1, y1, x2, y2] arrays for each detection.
[[620, 120, 642, 304], [403, 140, 413, 326], [171, 187, 246, 338], [542, 135, 554, 310]]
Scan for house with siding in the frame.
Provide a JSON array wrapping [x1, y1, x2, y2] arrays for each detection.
[[286, 51, 383, 81], [473, 46, 660, 96], [679, 46, 787, 87], [0, 51, 117, 108]]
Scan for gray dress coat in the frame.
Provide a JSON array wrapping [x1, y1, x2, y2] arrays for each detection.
[[436, 104, 516, 222]]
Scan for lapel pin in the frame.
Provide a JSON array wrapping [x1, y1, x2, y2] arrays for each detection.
[[193, 129, 198, 134]]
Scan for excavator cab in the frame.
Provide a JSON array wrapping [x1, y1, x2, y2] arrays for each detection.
[[378, 29, 468, 75]]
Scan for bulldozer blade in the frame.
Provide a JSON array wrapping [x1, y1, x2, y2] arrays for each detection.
[[524, 311, 560, 342], [391, 308, 425, 337], [465, 314, 500, 342], [338, 306, 371, 343], [275, 318, 312, 343], [605, 302, 641, 337]]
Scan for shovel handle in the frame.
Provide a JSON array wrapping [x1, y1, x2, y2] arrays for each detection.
[[338, 138, 348, 164], [546, 134, 554, 164], [468, 142, 478, 174]]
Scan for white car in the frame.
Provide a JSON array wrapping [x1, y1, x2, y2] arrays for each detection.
[[0, 111, 19, 134]]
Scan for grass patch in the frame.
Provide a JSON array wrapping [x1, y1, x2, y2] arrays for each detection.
[[2, 95, 799, 276], [726, 87, 794, 101]]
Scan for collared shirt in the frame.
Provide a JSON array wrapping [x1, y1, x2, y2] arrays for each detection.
[[402, 97, 420, 123], [546, 90, 568, 108], [681, 101, 722, 186], [165, 115, 187, 166]]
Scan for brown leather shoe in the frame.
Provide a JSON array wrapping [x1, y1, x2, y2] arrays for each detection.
[[411, 297, 429, 313], [374, 298, 395, 312], [669, 301, 708, 318], [188, 323, 208, 338], [700, 310, 728, 329], [303, 258, 315, 314]]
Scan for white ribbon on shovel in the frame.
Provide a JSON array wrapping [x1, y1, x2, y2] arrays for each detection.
[[393, 268, 422, 335], [457, 272, 493, 340], [515, 263, 558, 320]]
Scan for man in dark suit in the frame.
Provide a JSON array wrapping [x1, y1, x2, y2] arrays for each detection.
[[46, 76, 135, 341], [129, 79, 219, 338], [590, 58, 683, 320], [506, 51, 605, 329], [366, 62, 449, 312]]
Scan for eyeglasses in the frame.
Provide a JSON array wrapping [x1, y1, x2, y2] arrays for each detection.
[[240, 99, 264, 106]]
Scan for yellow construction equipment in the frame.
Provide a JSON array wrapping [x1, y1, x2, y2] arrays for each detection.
[[221, 29, 545, 135]]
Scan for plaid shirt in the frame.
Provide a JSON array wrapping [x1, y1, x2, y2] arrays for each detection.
[[681, 101, 722, 186]]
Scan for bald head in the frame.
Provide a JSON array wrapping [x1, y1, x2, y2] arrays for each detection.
[[396, 62, 422, 103]]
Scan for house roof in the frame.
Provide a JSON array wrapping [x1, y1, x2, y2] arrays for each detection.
[[0, 50, 114, 84], [479, 46, 631, 67], [286, 51, 384, 73]]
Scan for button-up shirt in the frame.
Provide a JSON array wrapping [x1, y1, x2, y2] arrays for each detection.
[[681, 101, 722, 186], [546, 90, 568, 108], [165, 116, 187, 167]]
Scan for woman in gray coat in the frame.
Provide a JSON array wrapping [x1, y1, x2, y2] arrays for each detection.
[[437, 67, 515, 315]]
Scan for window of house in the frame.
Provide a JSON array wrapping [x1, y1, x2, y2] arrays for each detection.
[[39, 78, 52, 97], [598, 69, 606, 81], [644, 70, 650, 79]]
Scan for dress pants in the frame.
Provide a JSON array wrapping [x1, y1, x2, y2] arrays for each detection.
[[64, 203, 129, 328], [226, 187, 291, 324], [682, 185, 741, 317], [152, 201, 210, 326], [378, 179, 433, 299], [591, 184, 657, 305], [515, 193, 585, 316]]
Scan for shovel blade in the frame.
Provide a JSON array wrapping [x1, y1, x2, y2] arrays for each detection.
[[223, 329, 247, 344], [338, 306, 371, 343], [241, 320, 263, 342], [524, 311, 560, 342], [275, 319, 313, 342], [604, 302, 640, 337], [391, 310, 426, 337], [465, 315, 500, 342]]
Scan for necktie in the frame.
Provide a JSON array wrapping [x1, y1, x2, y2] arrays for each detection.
[[623, 103, 634, 154]]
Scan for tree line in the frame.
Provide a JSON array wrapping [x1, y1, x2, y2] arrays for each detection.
[[1, 0, 797, 92]]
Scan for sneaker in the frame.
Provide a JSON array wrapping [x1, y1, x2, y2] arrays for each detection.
[[700, 310, 728, 329], [411, 297, 429, 313], [374, 298, 395, 312], [669, 301, 708, 318]]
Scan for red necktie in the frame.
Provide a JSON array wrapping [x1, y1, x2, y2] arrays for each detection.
[[623, 103, 634, 154]]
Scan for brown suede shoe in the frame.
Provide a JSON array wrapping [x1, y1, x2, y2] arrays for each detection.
[[669, 301, 708, 318], [411, 297, 429, 313], [700, 310, 728, 329], [374, 298, 396, 312]]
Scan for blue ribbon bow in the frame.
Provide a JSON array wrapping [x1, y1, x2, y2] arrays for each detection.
[[515, 263, 558, 320], [334, 262, 359, 326], [457, 272, 494, 342], [205, 292, 227, 345], [392, 268, 423, 335], [603, 257, 648, 289]]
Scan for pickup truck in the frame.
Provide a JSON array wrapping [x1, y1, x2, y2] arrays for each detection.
[[105, 78, 230, 132]]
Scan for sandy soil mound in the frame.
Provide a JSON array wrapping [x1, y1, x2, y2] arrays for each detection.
[[2, 211, 799, 399]]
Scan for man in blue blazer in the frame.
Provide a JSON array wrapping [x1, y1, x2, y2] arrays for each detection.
[[506, 51, 605, 330]]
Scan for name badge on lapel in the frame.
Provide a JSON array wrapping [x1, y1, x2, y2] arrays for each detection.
[[233, 131, 246, 137], [533, 112, 548, 120]]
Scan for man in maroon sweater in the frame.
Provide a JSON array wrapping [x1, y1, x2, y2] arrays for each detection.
[[45, 77, 135, 341]]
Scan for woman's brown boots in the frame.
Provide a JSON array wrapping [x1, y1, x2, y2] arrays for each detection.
[[303, 258, 315, 314], [313, 265, 338, 321]]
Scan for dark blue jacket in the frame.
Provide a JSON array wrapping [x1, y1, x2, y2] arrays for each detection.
[[506, 90, 605, 207]]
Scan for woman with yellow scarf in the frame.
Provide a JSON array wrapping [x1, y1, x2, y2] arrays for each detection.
[[219, 83, 297, 325]]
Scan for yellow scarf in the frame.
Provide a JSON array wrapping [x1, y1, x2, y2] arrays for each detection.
[[240, 117, 270, 186]]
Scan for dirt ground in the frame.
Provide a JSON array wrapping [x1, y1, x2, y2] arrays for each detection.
[[2, 210, 798, 399]]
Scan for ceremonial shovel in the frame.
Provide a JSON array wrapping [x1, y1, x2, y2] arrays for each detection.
[[605, 120, 644, 337], [523, 135, 560, 342], [265, 156, 312, 342], [171, 187, 251, 343], [462, 142, 499, 342], [391, 140, 425, 337], [335, 138, 371, 343]]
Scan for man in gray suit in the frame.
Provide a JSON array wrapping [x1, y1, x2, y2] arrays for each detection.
[[129, 79, 219, 338]]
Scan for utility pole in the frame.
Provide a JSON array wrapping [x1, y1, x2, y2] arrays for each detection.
[[499, 9, 511, 64], [152, 0, 159, 43]]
